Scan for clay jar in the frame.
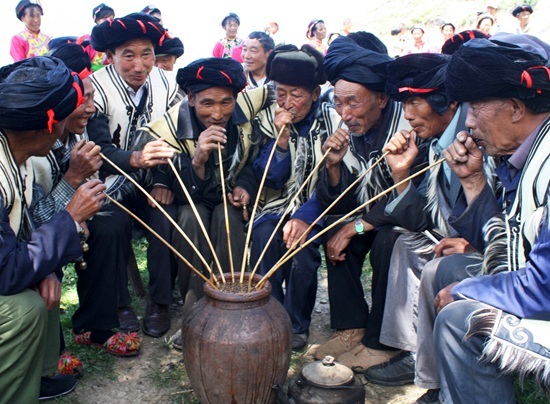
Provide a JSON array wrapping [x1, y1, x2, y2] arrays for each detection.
[[182, 273, 292, 403]]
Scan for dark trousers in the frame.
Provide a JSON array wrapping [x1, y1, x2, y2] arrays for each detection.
[[326, 223, 401, 351], [72, 198, 179, 333], [250, 219, 321, 334]]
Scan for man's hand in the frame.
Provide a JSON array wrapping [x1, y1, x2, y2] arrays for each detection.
[[384, 130, 418, 184], [326, 222, 356, 264], [442, 131, 486, 203], [228, 186, 250, 208], [191, 125, 227, 179], [274, 108, 293, 149], [323, 128, 350, 166], [282, 219, 310, 249], [434, 281, 459, 313], [35, 273, 61, 311], [148, 186, 174, 207], [434, 237, 475, 257], [64, 140, 102, 188], [65, 179, 106, 223], [130, 138, 175, 169]]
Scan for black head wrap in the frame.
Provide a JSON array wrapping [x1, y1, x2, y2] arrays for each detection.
[[386, 53, 452, 115], [93, 3, 114, 22], [347, 31, 388, 55], [441, 30, 488, 55], [91, 12, 169, 52], [512, 4, 533, 16], [0, 56, 85, 132], [447, 35, 550, 113], [323, 34, 392, 92], [155, 36, 184, 58], [266, 44, 326, 87], [177, 57, 246, 95], [221, 13, 240, 28], [51, 43, 92, 77], [16, 0, 42, 20], [49, 36, 91, 52]]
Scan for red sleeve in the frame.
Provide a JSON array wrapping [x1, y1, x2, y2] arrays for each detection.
[[10, 34, 28, 62]]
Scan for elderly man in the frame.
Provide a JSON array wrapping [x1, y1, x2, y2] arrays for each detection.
[[249, 44, 340, 350], [138, 57, 268, 347], [0, 56, 105, 402], [361, 52, 485, 386], [154, 36, 184, 72], [314, 33, 417, 366], [412, 34, 550, 403], [81, 12, 179, 341], [242, 31, 274, 89]]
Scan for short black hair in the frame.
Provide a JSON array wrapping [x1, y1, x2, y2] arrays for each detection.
[[248, 31, 275, 52]]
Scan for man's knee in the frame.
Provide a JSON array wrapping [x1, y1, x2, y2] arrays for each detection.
[[0, 290, 48, 338]]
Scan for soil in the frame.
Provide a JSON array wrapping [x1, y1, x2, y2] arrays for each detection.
[[63, 269, 426, 403]]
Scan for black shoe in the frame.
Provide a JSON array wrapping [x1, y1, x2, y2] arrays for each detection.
[[39, 374, 77, 401], [142, 301, 171, 338], [364, 351, 415, 386], [118, 306, 140, 332], [291, 332, 308, 351], [415, 388, 441, 404]]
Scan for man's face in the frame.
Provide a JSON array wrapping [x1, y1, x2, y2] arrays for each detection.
[[154, 55, 177, 72], [65, 78, 96, 135], [403, 96, 455, 139], [107, 38, 155, 91], [466, 98, 519, 156], [242, 38, 271, 76], [275, 83, 319, 124], [21, 6, 42, 33], [333, 80, 388, 135], [516, 11, 531, 24], [189, 87, 236, 128]]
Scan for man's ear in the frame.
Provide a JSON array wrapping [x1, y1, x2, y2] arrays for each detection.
[[509, 98, 526, 124], [188, 92, 196, 107], [106, 50, 115, 64]]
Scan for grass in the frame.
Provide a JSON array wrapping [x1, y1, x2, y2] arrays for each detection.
[[58, 241, 547, 403]]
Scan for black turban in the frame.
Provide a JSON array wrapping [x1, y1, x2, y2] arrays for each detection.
[[512, 4, 533, 16], [386, 53, 452, 115], [447, 36, 550, 113], [91, 12, 169, 52], [441, 30, 488, 55], [0, 56, 85, 132], [155, 36, 184, 58], [347, 32, 388, 55], [266, 44, 326, 87], [177, 57, 246, 95], [51, 43, 92, 77], [324, 34, 392, 92], [16, 0, 42, 20], [49, 36, 91, 52], [142, 5, 161, 15]]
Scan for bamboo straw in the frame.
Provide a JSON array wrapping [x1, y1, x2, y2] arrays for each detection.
[[99, 152, 215, 280], [217, 142, 236, 282], [270, 150, 390, 273], [102, 191, 217, 289], [238, 124, 286, 283], [247, 147, 332, 289], [256, 158, 445, 289], [167, 158, 225, 283]]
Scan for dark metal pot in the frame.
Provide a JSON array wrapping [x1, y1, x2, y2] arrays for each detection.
[[288, 356, 366, 404]]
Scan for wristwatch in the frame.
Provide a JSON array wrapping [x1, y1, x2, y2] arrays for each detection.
[[354, 217, 365, 235]]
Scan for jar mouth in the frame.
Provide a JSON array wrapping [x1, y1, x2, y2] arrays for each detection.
[[204, 272, 272, 302]]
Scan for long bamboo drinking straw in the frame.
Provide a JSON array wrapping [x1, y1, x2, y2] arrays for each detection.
[[238, 124, 286, 283], [167, 158, 225, 282], [99, 152, 215, 280], [256, 158, 445, 289], [247, 147, 332, 289], [271, 150, 390, 271], [102, 191, 218, 289], [217, 143, 236, 282]]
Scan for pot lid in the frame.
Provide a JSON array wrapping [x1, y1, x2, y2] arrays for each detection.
[[301, 356, 354, 387]]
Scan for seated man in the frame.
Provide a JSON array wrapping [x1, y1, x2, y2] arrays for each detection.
[[249, 44, 338, 350], [362, 52, 489, 385], [137, 57, 268, 342], [412, 33, 550, 402], [0, 56, 105, 402]]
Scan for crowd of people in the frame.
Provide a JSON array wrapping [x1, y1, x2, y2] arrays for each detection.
[[1, 0, 549, 402]]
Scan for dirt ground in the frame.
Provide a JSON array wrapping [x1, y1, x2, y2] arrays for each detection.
[[63, 269, 426, 403]]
